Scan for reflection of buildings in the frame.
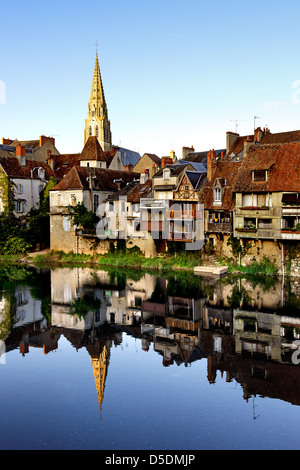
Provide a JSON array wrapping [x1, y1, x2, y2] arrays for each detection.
[[141, 278, 204, 366], [50, 268, 157, 413], [3, 267, 300, 411]]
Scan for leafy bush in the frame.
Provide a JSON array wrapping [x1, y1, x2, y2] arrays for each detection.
[[0, 236, 31, 255]]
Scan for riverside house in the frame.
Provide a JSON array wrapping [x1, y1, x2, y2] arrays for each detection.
[[232, 141, 300, 268], [0, 143, 54, 215]]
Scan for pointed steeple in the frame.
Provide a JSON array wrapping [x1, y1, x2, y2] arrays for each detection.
[[84, 51, 112, 152]]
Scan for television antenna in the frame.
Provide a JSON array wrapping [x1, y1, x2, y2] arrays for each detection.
[[231, 120, 244, 133]]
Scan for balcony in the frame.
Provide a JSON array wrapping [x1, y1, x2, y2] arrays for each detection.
[[281, 227, 300, 240], [140, 198, 168, 211], [236, 206, 270, 217], [207, 222, 232, 233]]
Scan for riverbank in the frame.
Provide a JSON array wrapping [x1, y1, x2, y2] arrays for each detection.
[[0, 248, 283, 278]]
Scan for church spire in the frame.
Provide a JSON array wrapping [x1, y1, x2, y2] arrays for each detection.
[[84, 50, 112, 151]]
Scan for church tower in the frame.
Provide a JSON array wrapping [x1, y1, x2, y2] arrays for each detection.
[[84, 52, 112, 151]]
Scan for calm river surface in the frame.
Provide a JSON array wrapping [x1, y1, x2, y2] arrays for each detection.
[[0, 264, 300, 450]]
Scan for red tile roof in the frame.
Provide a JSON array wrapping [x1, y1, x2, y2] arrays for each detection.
[[51, 166, 140, 192], [0, 154, 54, 179], [200, 159, 242, 211], [228, 129, 300, 155], [79, 136, 108, 162], [233, 142, 300, 193]]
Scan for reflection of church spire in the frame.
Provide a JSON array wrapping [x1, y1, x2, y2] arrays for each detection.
[[90, 345, 109, 413]]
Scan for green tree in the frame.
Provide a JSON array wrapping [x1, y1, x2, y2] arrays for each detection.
[[67, 202, 100, 229]]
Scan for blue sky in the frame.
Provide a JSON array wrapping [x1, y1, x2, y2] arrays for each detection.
[[1, 0, 300, 157]]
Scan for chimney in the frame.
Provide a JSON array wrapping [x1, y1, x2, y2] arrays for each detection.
[[2, 138, 12, 145], [140, 170, 149, 185], [207, 149, 217, 181], [150, 163, 157, 178], [254, 127, 263, 143], [182, 146, 194, 160], [39, 135, 55, 147], [243, 137, 252, 157], [16, 144, 26, 166], [161, 157, 173, 168], [47, 150, 55, 171], [170, 150, 176, 160], [226, 131, 239, 154], [125, 163, 133, 172]]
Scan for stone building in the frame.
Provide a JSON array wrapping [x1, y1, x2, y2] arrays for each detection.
[[2, 136, 60, 162], [0, 143, 54, 216]]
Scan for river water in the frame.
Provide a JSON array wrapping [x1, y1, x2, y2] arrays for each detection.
[[0, 264, 300, 450]]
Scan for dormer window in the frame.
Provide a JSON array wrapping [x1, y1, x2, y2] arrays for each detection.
[[213, 187, 222, 204], [253, 170, 267, 182], [163, 168, 170, 181], [39, 169, 45, 180]]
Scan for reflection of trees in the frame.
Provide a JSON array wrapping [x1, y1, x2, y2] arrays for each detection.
[[68, 293, 101, 320], [227, 285, 251, 309]]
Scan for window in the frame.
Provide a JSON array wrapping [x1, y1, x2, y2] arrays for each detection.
[[95, 125, 99, 137], [213, 187, 222, 203], [89, 126, 92, 136], [253, 170, 267, 182], [108, 201, 114, 212], [63, 216, 71, 232], [39, 169, 45, 180], [17, 184, 23, 194], [64, 285, 72, 303], [258, 219, 273, 229], [163, 168, 170, 180], [184, 185, 189, 191], [69, 194, 76, 206], [15, 201, 25, 213], [93, 194, 99, 212]]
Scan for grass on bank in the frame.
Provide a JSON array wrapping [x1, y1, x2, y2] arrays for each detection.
[[30, 249, 202, 271]]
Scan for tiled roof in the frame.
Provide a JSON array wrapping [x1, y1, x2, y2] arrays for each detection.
[[79, 136, 108, 162], [51, 166, 140, 192], [49, 153, 81, 179], [0, 155, 54, 179], [9, 139, 40, 150], [232, 142, 300, 193], [228, 129, 300, 155], [200, 160, 242, 211]]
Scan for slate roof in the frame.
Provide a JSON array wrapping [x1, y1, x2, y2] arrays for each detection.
[[185, 170, 206, 191], [118, 147, 141, 168], [153, 164, 186, 178], [107, 178, 152, 202], [232, 142, 300, 193], [179, 160, 207, 172], [183, 149, 225, 163]]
